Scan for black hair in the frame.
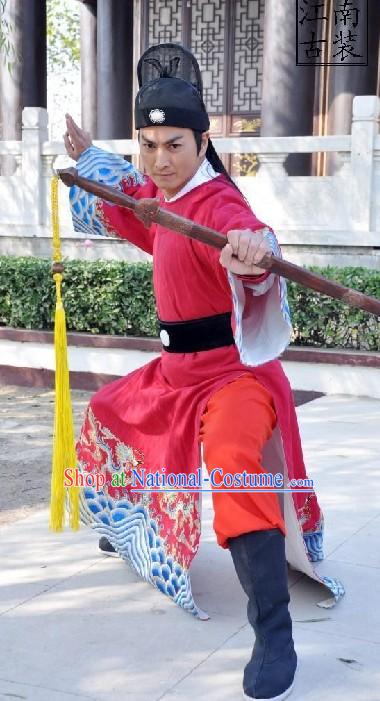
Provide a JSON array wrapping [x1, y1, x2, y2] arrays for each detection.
[[192, 130, 241, 192]]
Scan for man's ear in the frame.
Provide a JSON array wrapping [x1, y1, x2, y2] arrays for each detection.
[[200, 131, 210, 157]]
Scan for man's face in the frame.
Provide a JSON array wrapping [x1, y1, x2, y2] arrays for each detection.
[[139, 126, 208, 199]]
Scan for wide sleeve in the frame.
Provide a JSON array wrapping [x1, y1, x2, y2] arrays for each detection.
[[210, 199, 292, 366], [227, 227, 293, 367], [69, 145, 156, 254]]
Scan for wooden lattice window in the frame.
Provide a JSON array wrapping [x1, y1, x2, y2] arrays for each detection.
[[141, 0, 265, 175]]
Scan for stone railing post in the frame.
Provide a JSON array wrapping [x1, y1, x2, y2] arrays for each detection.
[[21, 107, 49, 227], [350, 96, 380, 231], [256, 153, 287, 178]]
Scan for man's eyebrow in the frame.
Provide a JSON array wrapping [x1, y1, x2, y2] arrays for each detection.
[[140, 135, 184, 145], [164, 135, 184, 145]]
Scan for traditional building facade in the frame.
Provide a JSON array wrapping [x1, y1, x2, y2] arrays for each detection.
[[1, 0, 380, 176]]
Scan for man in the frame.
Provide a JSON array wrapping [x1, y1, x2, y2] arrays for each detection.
[[64, 43, 343, 701]]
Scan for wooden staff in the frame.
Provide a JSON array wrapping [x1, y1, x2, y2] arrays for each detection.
[[58, 167, 380, 318]]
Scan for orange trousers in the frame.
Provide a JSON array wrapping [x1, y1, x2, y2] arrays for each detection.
[[199, 373, 286, 549]]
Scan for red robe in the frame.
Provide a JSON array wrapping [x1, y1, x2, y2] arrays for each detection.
[[70, 147, 345, 617]]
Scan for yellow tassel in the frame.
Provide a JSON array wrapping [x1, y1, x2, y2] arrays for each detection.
[[49, 177, 80, 531]]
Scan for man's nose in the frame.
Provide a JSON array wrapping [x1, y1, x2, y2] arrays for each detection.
[[155, 149, 171, 170]]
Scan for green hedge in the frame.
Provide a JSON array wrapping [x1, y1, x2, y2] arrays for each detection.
[[287, 268, 379, 351], [0, 257, 158, 336], [0, 256, 379, 350]]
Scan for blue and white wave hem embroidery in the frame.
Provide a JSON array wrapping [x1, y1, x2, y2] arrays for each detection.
[[317, 575, 346, 608], [228, 226, 293, 367], [303, 529, 345, 605], [303, 530, 324, 562], [300, 526, 345, 608], [79, 486, 209, 620], [69, 145, 145, 237]]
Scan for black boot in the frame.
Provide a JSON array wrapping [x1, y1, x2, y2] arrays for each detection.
[[228, 528, 297, 700], [98, 536, 118, 557]]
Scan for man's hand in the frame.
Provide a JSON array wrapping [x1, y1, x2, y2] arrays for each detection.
[[63, 114, 92, 161], [219, 228, 272, 276]]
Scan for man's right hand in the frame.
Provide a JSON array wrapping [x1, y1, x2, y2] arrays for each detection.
[[63, 114, 92, 161]]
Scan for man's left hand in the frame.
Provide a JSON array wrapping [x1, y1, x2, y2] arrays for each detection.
[[219, 228, 272, 276]]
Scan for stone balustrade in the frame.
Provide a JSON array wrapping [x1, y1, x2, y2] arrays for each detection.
[[0, 95, 379, 268]]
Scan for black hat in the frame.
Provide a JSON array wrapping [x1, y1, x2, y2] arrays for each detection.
[[135, 43, 210, 132]]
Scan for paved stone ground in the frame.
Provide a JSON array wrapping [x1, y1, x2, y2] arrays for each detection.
[[0, 385, 90, 526]]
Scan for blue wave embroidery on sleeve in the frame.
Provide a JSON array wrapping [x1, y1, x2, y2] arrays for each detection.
[[69, 145, 145, 236]]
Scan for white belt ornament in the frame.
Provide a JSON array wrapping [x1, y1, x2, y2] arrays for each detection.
[[159, 329, 170, 347]]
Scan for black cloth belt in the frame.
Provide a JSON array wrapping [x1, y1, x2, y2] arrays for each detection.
[[158, 312, 235, 353]]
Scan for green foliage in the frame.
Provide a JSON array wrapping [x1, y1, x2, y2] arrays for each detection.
[[47, 0, 80, 72], [61, 260, 158, 336], [0, 257, 158, 337], [0, 258, 379, 351], [1, 0, 80, 73], [0, 257, 55, 329], [287, 267, 380, 351], [0, 0, 16, 71]]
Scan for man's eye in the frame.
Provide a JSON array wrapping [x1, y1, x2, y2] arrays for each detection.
[[144, 143, 154, 149], [170, 144, 180, 149]]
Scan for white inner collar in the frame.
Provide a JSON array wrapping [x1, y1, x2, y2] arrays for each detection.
[[163, 158, 220, 203]]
